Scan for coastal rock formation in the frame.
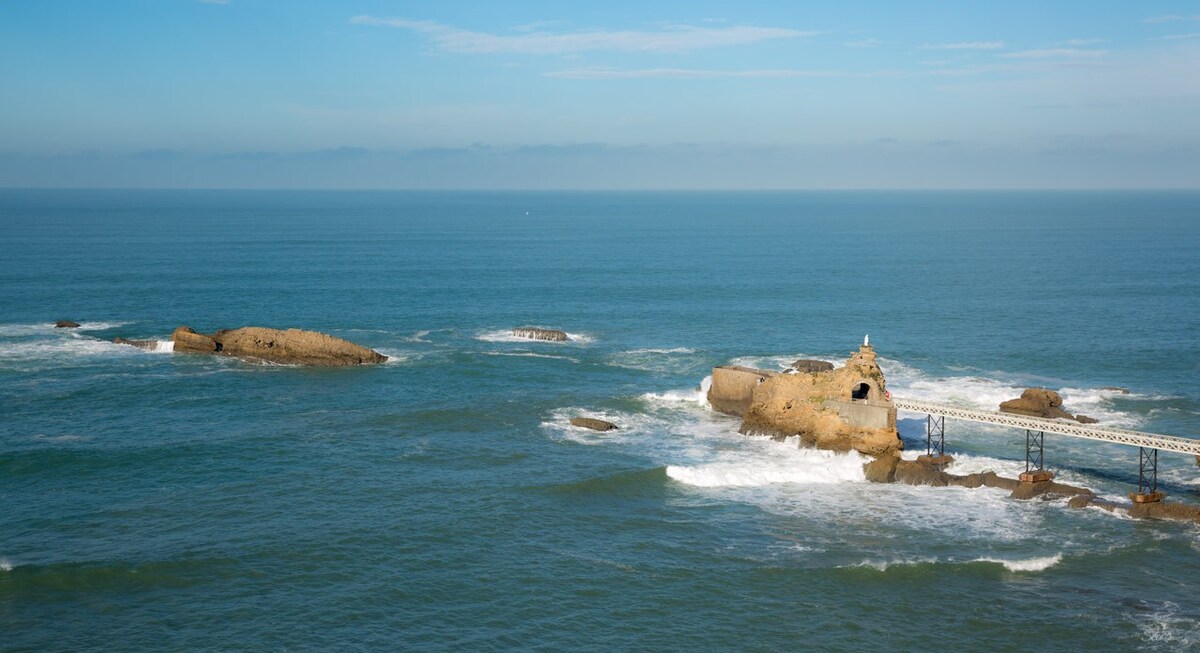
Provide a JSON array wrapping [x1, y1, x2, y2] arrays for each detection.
[[54, 320, 80, 328], [999, 388, 1097, 424], [512, 327, 568, 342], [732, 341, 901, 457], [1000, 388, 1075, 420], [788, 359, 834, 374], [570, 417, 618, 432], [707, 366, 777, 417], [172, 325, 387, 366], [113, 337, 157, 351]]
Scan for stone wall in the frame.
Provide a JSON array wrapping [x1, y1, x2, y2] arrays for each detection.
[[708, 366, 778, 417]]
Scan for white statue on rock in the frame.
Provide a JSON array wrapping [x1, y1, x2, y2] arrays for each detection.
[[864, 334, 870, 347]]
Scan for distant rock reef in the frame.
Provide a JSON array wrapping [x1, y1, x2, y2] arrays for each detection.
[[512, 327, 569, 342], [171, 326, 387, 367]]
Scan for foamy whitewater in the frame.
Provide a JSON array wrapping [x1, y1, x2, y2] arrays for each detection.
[[2, 190, 1197, 652]]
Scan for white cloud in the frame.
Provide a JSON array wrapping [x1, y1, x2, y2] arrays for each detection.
[[1002, 48, 1107, 59], [349, 16, 815, 54], [917, 41, 1005, 50], [844, 38, 883, 48], [1062, 38, 1106, 46], [544, 68, 848, 79], [1155, 33, 1200, 41], [1143, 15, 1200, 23]]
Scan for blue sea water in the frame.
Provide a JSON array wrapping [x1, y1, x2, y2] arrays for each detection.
[[1, 189, 1199, 652]]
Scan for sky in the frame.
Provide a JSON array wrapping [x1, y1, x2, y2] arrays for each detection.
[[1, 1, 1199, 189]]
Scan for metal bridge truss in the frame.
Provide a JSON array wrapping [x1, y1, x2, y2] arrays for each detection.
[[893, 399, 1200, 456]]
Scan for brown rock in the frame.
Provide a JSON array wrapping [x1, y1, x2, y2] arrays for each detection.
[[512, 327, 568, 342], [1129, 500, 1200, 523], [1000, 388, 1080, 421], [789, 359, 834, 374], [893, 459, 949, 487], [736, 343, 900, 457], [209, 327, 388, 366], [863, 453, 899, 483], [570, 417, 618, 432], [1074, 414, 1099, 424], [980, 472, 1019, 491], [172, 326, 218, 353], [54, 320, 81, 328]]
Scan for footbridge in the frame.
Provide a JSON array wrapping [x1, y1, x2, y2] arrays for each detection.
[[892, 398, 1200, 502]]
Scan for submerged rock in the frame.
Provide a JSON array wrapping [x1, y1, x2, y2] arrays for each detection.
[[54, 320, 80, 328], [1074, 414, 1099, 424], [570, 417, 618, 432], [1100, 386, 1131, 394], [512, 327, 568, 342], [171, 325, 387, 366], [113, 337, 158, 351]]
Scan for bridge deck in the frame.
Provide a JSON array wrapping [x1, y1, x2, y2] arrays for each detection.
[[893, 398, 1200, 456]]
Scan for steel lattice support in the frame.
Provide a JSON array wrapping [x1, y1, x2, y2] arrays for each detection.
[[926, 414, 945, 457], [1138, 447, 1159, 496], [1025, 430, 1045, 472]]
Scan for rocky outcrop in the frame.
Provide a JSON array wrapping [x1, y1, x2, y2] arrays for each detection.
[[54, 320, 80, 328], [863, 453, 899, 483], [171, 325, 387, 366], [1101, 386, 1131, 394], [999, 388, 1097, 424], [737, 343, 901, 456], [512, 327, 568, 342], [1069, 494, 1200, 524], [707, 366, 776, 417], [570, 417, 618, 432], [788, 359, 834, 374], [1000, 388, 1074, 420], [113, 337, 157, 351]]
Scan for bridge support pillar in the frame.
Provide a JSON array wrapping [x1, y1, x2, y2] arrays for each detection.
[[1131, 447, 1165, 503], [1019, 430, 1053, 483], [917, 414, 954, 469]]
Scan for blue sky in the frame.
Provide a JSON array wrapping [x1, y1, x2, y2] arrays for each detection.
[[2, 1, 1198, 188]]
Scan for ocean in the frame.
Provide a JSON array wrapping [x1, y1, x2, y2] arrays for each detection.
[[1, 189, 1198, 651]]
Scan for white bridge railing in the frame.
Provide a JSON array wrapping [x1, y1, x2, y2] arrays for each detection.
[[893, 398, 1200, 456]]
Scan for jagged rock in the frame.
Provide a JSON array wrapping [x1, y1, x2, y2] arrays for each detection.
[[512, 327, 568, 342], [736, 343, 900, 456], [1074, 414, 1099, 424], [788, 359, 834, 374], [570, 417, 618, 432], [1011, 478, 1093, 501], [113, 337, 157, 351], [863, 453, 899, 483], [54, 320, 80, 328], [893, 459, 950, 487], [172, 326, 218, 352], [1101, 386, 1131, 394], [979, 471, 1019, 492], [172, 325, 386, 366], [1000, 388, 1076, 420]]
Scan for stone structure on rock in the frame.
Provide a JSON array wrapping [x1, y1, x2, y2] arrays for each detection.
[[512, 327, 568, 342], [788, 359, 835, 374], [710, 339, 901, 457], [172, 325, 387, 367]]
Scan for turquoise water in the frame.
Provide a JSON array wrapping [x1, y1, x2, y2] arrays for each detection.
[[2, 190, 1199, 651]]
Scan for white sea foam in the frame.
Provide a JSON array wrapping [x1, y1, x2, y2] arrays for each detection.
[[405, 330, 432, 343], [974, 553, 1062, 572], [152, 340, 174, 353], [0, 560, 11, 572], [850, 557, 939, 572], [628, 347, 695, 355], [609, 347, 702, 373], [476, 329, 594, 344], [639, 375, 712, 409], [1136, 601, 1200, 651], [666, 444, 868, 488], [483, 351, 580, 363], [728, 353, 842, 372]]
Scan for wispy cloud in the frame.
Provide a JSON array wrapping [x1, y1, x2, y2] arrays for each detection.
[[844, 38, 883, 48], [544, 68, 848, 79], [1155, 32, 1200, 41], [349, 16, 815, 54], [1001, 48, 1107, 59], [1062, 38, 1106, 46], [1143, 15, 1200, 23], [917, 41, 1005, 50]]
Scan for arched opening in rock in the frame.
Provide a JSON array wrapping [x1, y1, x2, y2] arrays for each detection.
[[851, 382, 872, 400]]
